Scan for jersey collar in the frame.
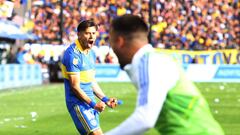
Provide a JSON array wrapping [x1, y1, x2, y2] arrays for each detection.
[[75, 39, 90, 54], [123, 44, 153, 71], [132, 44, 153, 66], [75, 40, 84, 52]]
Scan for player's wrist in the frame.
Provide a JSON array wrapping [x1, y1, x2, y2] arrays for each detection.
[[101, 96, 109, 103], [89, 101, 97, 108]]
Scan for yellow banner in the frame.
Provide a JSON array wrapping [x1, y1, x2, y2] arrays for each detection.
[[155, 49, 240, 64]]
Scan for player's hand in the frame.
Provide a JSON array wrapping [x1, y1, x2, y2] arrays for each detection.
[[94, 101, 106, 112], [106, 97, 118, 108]]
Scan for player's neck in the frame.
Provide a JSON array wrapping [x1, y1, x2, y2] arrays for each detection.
[[82, 48, 90, 54]]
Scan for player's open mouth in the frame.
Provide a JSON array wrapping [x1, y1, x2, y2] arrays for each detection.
[[88, 41, 94, 44]]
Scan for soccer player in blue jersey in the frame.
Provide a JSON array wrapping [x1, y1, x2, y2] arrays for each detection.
[[61, 20, 118, 135]]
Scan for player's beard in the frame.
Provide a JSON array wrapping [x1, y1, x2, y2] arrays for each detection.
[[115, 49, 132, 70], [79, 36, 91, 49], [116, 54, 128, 70]]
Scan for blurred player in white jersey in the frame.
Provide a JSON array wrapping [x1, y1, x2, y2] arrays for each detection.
[[105, 14, 224, 135]]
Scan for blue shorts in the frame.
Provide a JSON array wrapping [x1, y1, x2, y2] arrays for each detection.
[[67, 102, 100, 135]]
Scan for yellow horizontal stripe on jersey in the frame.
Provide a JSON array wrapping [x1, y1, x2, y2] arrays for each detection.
[[79, 70, 95, 83], [61, 64, 95, 83], [61, 64, 79, 79], [61, 64, 69, 79]]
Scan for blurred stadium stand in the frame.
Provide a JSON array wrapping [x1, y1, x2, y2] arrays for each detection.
[[26, 0, 239, 50], [0, 20, 38, 40]]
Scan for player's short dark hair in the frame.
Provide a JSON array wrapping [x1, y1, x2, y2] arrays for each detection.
[[111, 14, 148, 36], [77, 20, 98, 33]]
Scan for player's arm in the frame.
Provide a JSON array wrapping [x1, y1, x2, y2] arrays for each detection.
[[68, 73, 105, 112], [105, 55, 180, 135], [91, 79, 105, 99], [92, 79, 118, 108], [91, 50, 119, 108]]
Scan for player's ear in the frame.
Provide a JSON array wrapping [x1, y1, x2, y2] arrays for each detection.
[[117, 36, 125, 48], [77, 32, 81, 39]]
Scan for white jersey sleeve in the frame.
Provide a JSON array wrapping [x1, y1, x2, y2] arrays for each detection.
[[105, 52, 180, 135]]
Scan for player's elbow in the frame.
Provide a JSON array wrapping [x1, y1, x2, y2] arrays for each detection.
[[137, 108, 156, 130], [144, 119, 155, 129], [140, 115, 156, 130], [138, 122, 154, 133], [71, 86, 78, 92], [70, 85, 81, 95]]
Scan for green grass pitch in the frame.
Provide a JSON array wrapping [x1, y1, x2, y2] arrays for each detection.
[[0, 82, 240, 135]]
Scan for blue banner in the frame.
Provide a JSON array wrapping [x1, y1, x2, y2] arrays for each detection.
[[95, 64, 240, 82], [214, 66, 240, 79], [0, 64, 42, 90], [95, 64, 121, 78], [95, 64, 130, 82]]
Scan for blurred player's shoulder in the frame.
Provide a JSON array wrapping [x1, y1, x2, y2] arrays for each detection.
[[149, 50, 180, 75], [151, 50, 177, 63], [64, 42, 79, 55]]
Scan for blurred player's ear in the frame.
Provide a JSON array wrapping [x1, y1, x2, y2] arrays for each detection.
[[77, 32, 81, 37], [117, 36, 125, 48]]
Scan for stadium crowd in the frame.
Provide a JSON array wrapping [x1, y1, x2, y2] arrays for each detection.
[[30, 0, 239, 50], [0, 0, 239, 65]]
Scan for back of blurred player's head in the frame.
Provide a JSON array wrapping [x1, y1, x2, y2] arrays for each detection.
[[110, 14, 148, 42], [77, 20, 98, 33]]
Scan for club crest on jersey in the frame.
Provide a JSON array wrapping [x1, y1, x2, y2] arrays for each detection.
[[90, 119, 97, 126], [73, 58, 78, 65]]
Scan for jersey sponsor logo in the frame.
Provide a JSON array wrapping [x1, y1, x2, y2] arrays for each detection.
[[73, 58, 78, 65]]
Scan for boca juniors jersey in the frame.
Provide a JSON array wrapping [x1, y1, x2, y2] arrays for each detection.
[[61, 40, 96, 104]]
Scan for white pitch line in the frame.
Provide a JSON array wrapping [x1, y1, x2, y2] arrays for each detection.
[[4, 118, 11, 122], [14, 117, 25, 121], [15, 125, 27, 128]]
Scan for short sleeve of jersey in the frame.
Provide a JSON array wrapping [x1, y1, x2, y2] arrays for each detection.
[[62, 50, 82, 73]]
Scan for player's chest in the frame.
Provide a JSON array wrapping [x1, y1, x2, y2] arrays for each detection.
[[78, 53, 95, 71]]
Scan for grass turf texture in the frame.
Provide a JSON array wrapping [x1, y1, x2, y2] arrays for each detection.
[[0, 82, 239, 135]]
